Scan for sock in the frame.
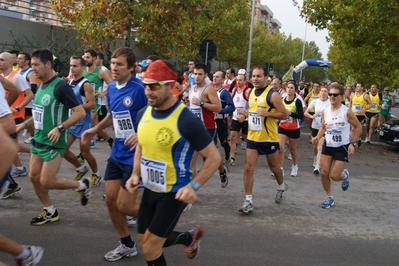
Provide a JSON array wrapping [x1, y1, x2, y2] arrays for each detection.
[[163, 231, 191, 247], [16, 166, 25, 170], [15, 245, 30, 260], [77, 164, 86, 172], [277, 183, 286, 191], [93, 171, 100, 176], [245, 195, 253, 203], [45, 205, 54, 213], [78, 180, 85, 190], [120, 235, 135, 248], [147, 253, 166, 266]]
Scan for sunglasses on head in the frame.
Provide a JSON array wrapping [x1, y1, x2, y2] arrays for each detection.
[[143, 80, 175, 91], [328, 93, 341, 97]]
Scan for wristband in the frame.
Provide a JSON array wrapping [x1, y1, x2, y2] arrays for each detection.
[[189, 180, 201, 191], [15, 106, 20, 111], [350, 142, 356, 146]]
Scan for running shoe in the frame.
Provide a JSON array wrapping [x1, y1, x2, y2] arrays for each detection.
[[313, 165, 321, 175], [365, 137, 371, 144], [1, 184, 22, 199], [76, 154, 85, 164], [220, 168, 228, 188], [108, 137, 114, 148], [104, 242, 138, 262], [23, 136, 33, 144], [90, 140, 96, 149], [126, 216, 136, 227], [31, 208, 59, 226], [241, 141, 247, 150], [184, 225, 204, 259], [290, 165, 298, 177], [230, 158, 236, 166], [224, 159, 230, 172], [320, 196, 334, 209], [15, 245, 44, 266], [72, 166, 88, 181], [287, 153, 292, 160], [238, 200, 254, 213], [312, 157, 317, 167], [183, 203, 192, 213], [341, 169, 350, 191], [77, 177, 91, 206], [357, 138, 362, 148], [11, 167, 27, 178], [275, 182, 288, 204], [91, 173, 102, 186], [0, 180, 10, 199]]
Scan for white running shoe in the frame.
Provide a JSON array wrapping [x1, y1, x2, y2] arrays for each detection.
[[290, 165, 298, 177], [104, 242, 138, 262]]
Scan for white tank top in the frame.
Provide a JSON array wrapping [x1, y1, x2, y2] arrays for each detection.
[[323, 104, 351, 147], [0, 83, 12, 118], [312, 99, 330, 129], [188, 85, 206, 122], [232, 90, 248, 121]]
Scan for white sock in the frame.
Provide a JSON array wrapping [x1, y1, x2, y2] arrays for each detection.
[[45, 205, 54, 213], [77, 164, 86, 172], [78, 180, 85, 190], [93, 171, 100, 176], [15, 245, 30, 260], [245, 195, 253, 203], [277, 183, 286, 191]]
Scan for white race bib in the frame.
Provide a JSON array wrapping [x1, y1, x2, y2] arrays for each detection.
[[352, 104, 361, 112], [141, 157, 167, 192], [32, 104, 44, 130], [325, 130, 343, 147], [249, 112, 261, 131], [314, 113, 322, 128], [370, 103, 376, 111], [112, 110, 135, 139], [190, 107, 203, 122]]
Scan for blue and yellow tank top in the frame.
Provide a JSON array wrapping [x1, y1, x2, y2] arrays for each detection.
[[138, 103, 195, 193], [247, 86, 278, 142]]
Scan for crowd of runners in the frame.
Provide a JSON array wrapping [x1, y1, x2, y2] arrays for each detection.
[[0, 47, 397, 265]]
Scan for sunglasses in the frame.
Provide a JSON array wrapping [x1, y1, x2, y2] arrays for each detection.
[[328, 93, 341, 97], [143, 80, 175, 91]]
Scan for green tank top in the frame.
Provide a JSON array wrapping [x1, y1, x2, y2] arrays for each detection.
[[83, 66, 102, 104], [32, 77, 69, 149], [380, 95, 392, 115]]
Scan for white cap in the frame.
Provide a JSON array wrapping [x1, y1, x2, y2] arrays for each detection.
[[238, 69, 246, 75]]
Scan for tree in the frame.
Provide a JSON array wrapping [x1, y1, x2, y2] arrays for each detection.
[[294, 0, 399, 87], [50, 0, 251, 62]]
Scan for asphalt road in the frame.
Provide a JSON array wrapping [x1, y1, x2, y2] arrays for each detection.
[[1, 125, 399, 266]]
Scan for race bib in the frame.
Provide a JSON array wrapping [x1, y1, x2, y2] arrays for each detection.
[[112, 110, 135, 139], [280, 116, 293, 124], [32, 104, 44, 130], [352, 104, 361, 112], [370, 103, 376, 111], [249, 112, 261, 131], [381, 103, 388, 110], [190, 107, 203, 121], [141, 157, 167, 192], [233, 106, 244, 120], [325, 130, 343, 147], [313, 114, 322, 128]]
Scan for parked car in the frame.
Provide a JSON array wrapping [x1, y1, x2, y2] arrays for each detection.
[[394, 95, 399, 106], [379, 119, 399, 147]]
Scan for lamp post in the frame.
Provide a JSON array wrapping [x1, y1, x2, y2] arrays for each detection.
[[246, 0, 256, 80], [300, 21, 308, 81]]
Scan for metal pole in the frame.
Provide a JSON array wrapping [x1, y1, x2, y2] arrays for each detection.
[[300, 22, 308, 81], [246, 0, 256, 80], [205, 42, 209, 65]]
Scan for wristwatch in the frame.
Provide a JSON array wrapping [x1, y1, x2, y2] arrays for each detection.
[[350, 142, 356, 146], [200, 101, 204, 107], [15, 106, 20, 111], [189, 180, 201, 191], [57, 124, 66, 132]]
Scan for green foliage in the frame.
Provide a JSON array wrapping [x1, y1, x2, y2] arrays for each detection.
[[296, 0, 399, 87]]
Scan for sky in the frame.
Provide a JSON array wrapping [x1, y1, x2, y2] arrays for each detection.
[[260, 0, 330, 59]]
